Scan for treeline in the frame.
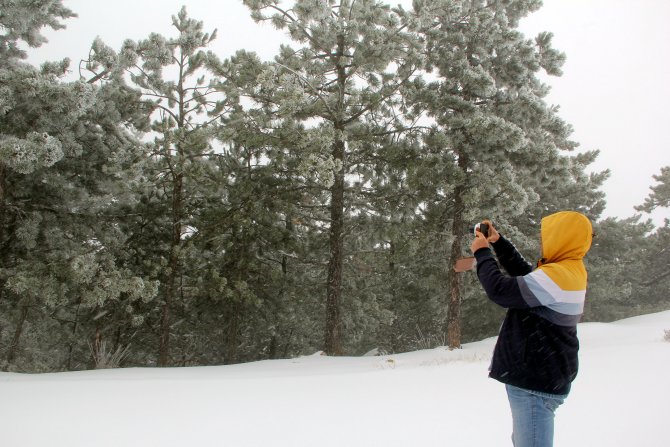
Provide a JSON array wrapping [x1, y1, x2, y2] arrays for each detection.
[[1, 1, 667, 372]]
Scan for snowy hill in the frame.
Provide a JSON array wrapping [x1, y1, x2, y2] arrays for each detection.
[[1, 311, 668, 447]]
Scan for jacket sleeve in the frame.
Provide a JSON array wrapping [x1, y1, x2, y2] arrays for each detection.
[[474, 247, 531, 309], [491, 236, 534, 277]]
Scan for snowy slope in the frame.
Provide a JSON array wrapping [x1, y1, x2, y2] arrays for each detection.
[[1, 311, 668, 447]]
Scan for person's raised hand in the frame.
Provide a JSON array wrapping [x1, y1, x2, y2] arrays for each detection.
[[482, 219, 500, 243], [470, 231, 489, 254]]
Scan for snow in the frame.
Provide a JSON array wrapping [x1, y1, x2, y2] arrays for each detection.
[[1, 311, 668, 447]]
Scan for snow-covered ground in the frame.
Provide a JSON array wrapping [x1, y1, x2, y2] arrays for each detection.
[[1, 311, 668, 447]]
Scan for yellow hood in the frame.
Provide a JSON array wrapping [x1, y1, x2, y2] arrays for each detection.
[[537, 211, 592, 291]]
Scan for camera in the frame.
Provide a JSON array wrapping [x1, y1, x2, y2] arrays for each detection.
[[472, 222, 489, 238]]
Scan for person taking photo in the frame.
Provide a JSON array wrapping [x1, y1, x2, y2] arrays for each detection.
[[470, 211, 593, 447]]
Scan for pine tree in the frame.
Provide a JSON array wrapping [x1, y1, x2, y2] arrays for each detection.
[[580, 168, 670, 323], [585, 217, 653, 321], [0, 0, 74, 60], [638, 222, 670, 306], [0, 1, 157, 371], [406, 0, 605, 348], [636, 166, 670, 213], [634, 166, 670, 306], [242, 0, 422, 355], [82, 7, 237, 366]]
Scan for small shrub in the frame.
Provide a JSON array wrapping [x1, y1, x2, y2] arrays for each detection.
[[664, 330, 670, 342], [89, 340, 131, 369], [413, 325, 448, 350]]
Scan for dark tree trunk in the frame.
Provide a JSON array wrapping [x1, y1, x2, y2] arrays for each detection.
[[158, 171, 183, 366], [447, 199, 465, 349], [0, 164, 5, 253], [0, 164, 7, 305], [446, 153, 469, 349], [6, 305, 29, 367], [325, 136, 345, 356], [269, 216, 293, 361], [225, 153, 258, 364], [324, 34, 348, 356], [158, 52, 189, 367], [226, 300, 241, 364], [66, 297, 83, 370], [90, 327, 103, 369]]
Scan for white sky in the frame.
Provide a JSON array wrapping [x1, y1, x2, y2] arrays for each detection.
[[26, 0, 670, 225]]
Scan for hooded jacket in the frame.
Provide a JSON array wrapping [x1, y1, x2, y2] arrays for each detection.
[[473, 211, 593, 395]]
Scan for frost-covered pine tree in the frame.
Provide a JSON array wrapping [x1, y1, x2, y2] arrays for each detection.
[[0, 0, 157, 371], [636, 166, 670, 214], [405, 0, 606, 348], [634, 167, 670, 307], [242, 0, 423, 355], [580, 165, 669, 321], [582, 217, 653, 321], [83, 7, 238, 366]]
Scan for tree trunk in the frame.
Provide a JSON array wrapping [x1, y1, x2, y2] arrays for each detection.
[[0, 164, 7, 305], [0, 165, 5, 347], [66, 297, 83, 370], [226, 300, 240, 364], [446, 202, 465, 349], [269, 216, 293, 361], [0, 164, 5, 251], [325, 136, 346, 356], [159, 52, 189, 367], [159, 171, 183, 366], [325, 34, 348, 356], [446, 153, 469, 349], [225, 223, 250, 364], [90, 327, 103, 369], [6, 304, 29, 367]]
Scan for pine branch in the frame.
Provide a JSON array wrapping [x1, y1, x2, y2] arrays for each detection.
[[638, 267, 670, 287], [266, 4, 320, 50], [273, 62, 337, 119]]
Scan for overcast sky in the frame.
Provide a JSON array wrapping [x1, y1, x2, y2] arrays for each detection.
[[26, 0, 670, 225]]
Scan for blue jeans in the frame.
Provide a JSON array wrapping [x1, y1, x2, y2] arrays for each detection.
[[505, 384, 567, 447]]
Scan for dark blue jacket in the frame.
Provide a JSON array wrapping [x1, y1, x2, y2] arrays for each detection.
[[474, 237, 580, 395]]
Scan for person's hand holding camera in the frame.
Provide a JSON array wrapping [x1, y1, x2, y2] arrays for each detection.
[[481, 219, 500, 243], [470, 219, 501, 254], [471, 231, 489, 254]]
